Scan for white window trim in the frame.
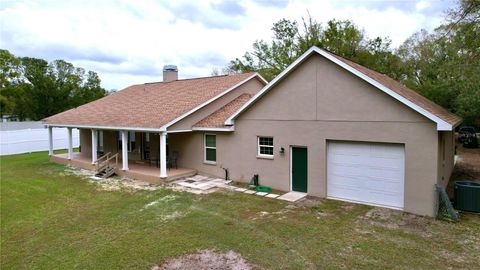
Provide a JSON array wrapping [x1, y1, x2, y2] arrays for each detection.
[[257, 136, 274, 158], [204, 133, 217, 164]]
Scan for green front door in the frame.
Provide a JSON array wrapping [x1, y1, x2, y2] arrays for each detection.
[[292, 147, 308, 193]]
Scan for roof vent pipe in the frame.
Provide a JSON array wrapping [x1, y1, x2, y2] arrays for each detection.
[[163, 65, 178, 82]]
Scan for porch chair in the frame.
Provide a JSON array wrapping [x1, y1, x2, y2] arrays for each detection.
[[167, 151, 179, 170], [149, 150, 159, 168]]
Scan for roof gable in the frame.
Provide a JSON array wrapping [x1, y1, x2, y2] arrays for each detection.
[[226, 47, 461, 131], [193, 93, 253, 130]]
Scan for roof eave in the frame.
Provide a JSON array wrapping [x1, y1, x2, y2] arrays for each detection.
[[44, 123, 165, 132], [191, 126, 235, 132]]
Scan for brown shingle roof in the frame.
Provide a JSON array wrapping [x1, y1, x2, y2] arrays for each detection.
[[326, 51, 462, 126], [194, 93, 253, 128], [43, 73, 256, 129]]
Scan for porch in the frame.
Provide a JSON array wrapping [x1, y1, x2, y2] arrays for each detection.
[[46, 124, 197, 182], [51, 152, 197, 183]]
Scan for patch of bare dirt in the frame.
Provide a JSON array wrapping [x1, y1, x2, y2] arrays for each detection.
[[447, 144, 480, 196], [358, 208, 433, 237], [152, 250, 257, 270], [62, 165, 163, 191], [295, 197, 323, 207], [250, 206, 294, 221]]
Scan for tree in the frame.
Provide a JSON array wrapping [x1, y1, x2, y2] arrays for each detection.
[[74, 71, 106, 107], [0, 50, 107, 120], [0, 50, 23, 118], [21, 57, 57, 119], [229, 0, 479, 125], [397, 0, 480, 125], [227, 16, 397, 81]]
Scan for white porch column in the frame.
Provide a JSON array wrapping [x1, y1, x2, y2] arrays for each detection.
[[67, 127, 73, 160], [160, 132, 167, 178], [121, 130, 129, 171], [48, 126, 53, 156], [91, 129, 97, 164]]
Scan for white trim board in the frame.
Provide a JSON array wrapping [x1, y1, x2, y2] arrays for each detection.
[[192, 127, 234, 132], [225, 46, 454, 131], [44, 123, 162, 132]]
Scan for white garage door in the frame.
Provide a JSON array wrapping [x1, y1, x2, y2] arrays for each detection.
[[327, 141, 405, 209]]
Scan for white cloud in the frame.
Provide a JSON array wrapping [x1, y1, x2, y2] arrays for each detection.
[[416, 1, 431, 11], [0, 0, 453, 89]]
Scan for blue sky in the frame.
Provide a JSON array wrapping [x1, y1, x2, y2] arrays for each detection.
[[0, 0, 456, 90]]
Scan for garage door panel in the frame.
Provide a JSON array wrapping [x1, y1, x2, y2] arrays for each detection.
[[371, 144, 404, 158], [327, 141, 405, 209], [366, 191, 403, 208], [328, 154, 364, 165], [330, 164, 368, 178], [367, 168, 403, 182], [368, 158, 402, 169], [329, 184, 363, 201]]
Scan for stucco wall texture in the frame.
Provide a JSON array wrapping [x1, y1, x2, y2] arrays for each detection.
[[77, 54, 455, 217], [170, 55, 454, 217]]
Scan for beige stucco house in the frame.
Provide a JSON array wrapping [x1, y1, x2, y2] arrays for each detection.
[[44, 47, 461, 216]]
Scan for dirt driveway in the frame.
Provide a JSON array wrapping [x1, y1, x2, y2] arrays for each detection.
[[447, 143, 480, 196]]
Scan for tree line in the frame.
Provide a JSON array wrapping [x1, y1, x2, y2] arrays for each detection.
[[0, 50, 107, 121], [227, 0, 479, 126]]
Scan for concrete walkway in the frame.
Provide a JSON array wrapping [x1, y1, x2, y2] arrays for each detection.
[[276, 191, 308, 202], [172, 175, 307, 203], [171, 175, 231, 194], [230, 186, 307, 202]]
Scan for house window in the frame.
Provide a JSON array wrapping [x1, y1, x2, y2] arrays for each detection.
[[117, 131, 136, 152], [97, 130, 104, 153], [258, 137, 274, 157], [117, 132, 121, 150], [129, 131, 136, 152], [204, 134, 216, 163]]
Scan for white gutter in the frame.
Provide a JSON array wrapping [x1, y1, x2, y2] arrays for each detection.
[[191, 126, 235, 132], [44, 123, 164, 132]]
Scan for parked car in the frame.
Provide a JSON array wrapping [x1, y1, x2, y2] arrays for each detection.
[[458, 126, 478, 148]]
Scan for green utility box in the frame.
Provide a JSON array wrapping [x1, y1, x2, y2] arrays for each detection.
[[454, 181, 480, 213]]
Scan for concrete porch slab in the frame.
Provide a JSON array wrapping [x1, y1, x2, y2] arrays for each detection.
[[276, 191, 307, 202], [171, 175, 232, 194]]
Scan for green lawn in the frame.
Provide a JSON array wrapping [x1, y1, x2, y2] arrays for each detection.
[[1, 152, 479, 269]]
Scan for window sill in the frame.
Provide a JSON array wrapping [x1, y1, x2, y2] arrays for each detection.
[[204, 161, 217, 166], [257, 155, 274, 160]]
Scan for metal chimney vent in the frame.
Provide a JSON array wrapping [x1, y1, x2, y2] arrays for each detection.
[[163, 65, 178, 72]]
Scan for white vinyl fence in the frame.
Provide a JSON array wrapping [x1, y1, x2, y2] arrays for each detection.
[[0, 128, 80, 156]]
